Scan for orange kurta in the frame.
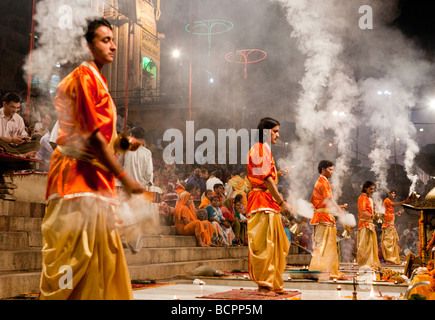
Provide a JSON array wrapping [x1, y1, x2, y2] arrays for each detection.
[[40, 61, 132, 300], [247, 142, 280, 215], [309, 175, 336, 226], [46, 62, 118, 202], [247, 142, 289, 293]]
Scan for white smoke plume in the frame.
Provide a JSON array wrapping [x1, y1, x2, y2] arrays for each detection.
[[23, 0, 100, 84], [273, 0, 432, 206]]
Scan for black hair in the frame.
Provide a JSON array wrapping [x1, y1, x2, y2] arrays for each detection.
[[85, 18, 113, 44], [185, 182, 195, 193], [130, 126, 145, 140], [257, 117, 280, 143], [234, 194, 243, 204], [318, 160, 334, 174], [3, 92, 21, 104], [362, 181, 375, 193], [213, 183, 224, 190]]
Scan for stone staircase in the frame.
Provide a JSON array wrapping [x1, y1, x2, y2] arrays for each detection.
[[0, 198, 311, 299]]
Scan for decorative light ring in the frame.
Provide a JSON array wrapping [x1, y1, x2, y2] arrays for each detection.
[[185, 19, 234, 55], [225, 49, 267, 79]]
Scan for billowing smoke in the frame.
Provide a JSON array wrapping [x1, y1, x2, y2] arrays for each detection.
[[23, 0, 99, 84], [273, 0, 432, 217]]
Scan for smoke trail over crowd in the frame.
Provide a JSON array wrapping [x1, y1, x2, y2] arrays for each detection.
[[274, 0, 433, 213], [23, 0, 99, 84]]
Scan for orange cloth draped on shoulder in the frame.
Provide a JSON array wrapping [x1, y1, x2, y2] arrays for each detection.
[[46, 63, 118, 202], [309, 175, 335, 226], [198, 196, 211, 209], [357, 193, 380, 268], [247, 142, 281, 215], [40, 61, 133, 300], [175, 184, 185, 195], [174, 192, 214, 245], [247, 142, 289, 293]]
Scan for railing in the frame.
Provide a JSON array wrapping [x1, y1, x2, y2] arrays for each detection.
[[111, 87, 189, 107]]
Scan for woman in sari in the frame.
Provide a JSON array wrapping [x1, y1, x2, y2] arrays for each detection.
[[206, 195, 235, 246], [174, 192, 214, 247]]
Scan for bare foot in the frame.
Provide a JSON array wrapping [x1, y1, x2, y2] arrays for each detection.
[[196, 238, 208, 247], [257, 286, 278, 297]]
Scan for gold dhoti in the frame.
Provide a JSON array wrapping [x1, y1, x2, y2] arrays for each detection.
[[309, 224, 339, 276], [357, 227, 381, 268], [40, 197, 133, 300], [381, 227, 400, 264], [247, 211, 290, 293]]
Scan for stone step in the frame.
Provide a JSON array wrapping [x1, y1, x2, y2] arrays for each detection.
[[140, 235, 197, 248], [0, 271, 41, 300], [0, 250, 42, 272], [125, 246, 248, 266], [0, 215, 43, 232], [128, 258, 249, 281], [0, 258, 249, 300], [0, 200, 45, 218], [0, 231, 42, 250], [287, 253, 312, 266], [0, 232, 29, 250]]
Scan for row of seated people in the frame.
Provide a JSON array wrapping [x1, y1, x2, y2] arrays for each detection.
[[160, 181, 248, 247]]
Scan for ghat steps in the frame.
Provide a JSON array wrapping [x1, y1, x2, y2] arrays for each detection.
[[0, 199, 310, 299]]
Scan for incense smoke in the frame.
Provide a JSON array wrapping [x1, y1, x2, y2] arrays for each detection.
[[23, 0, 99, 84], [274, 0, 432, 214]]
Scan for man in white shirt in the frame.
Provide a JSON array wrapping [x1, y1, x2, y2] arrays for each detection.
[[0, 92, 39, 156], [206, 170, 224, 192], [118, 126, 153, 188]]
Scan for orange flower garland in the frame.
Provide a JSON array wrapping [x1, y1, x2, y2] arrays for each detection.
[[418, 215, 424, 257]]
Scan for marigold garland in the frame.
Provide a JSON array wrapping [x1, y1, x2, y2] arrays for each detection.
[[418, 216, 424, 257]]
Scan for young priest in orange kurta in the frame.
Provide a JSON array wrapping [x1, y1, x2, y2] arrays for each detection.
[[40, 18, 145, 300], [247, 117, 292, 296]]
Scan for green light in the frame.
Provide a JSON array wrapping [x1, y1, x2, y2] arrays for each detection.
[[142, 56, 152, 69]]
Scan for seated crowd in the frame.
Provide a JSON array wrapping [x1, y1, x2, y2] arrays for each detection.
[[152, 161, 312, 250]]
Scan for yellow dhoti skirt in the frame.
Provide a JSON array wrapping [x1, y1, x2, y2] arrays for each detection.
[[247, 211, 290, 293], [40, 196, 133, 300], [309, 224, 339, 276], [357, 227, 380, 268], [381, 227, 400, 264]]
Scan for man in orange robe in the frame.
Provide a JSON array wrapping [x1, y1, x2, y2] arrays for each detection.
[[40, 18, 145, 300], [381, 189, 406, 264], [357, 181, 381, 268], [309, 160, 346, 278], [247, 117, 292, 296]]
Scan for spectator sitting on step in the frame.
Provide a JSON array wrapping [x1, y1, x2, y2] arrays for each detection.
[[0, 92, 40, 157], [173, 192, 215, 247]]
